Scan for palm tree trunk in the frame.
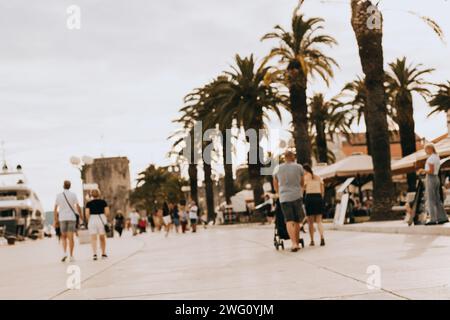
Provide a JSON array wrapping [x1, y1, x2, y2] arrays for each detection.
[[202, 141, 215, 222], [397, 97, 417, 191], [247, 125, 264, 206], [351, 0, 395, 220], [203, 162, 215, 222], [363, 113, 372, 156], [188, 165, 198, 204], [315, 118, 328, 163], [289, 72, 312, 165], [221, 130, 235, 204], [188, 130, 199, 204]]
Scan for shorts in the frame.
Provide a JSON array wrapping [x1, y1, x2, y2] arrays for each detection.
[[190, 218, 198, 225], [60, 220, 77, 233], [163, 215, 172, 225], [304, 193, 325, 216], [280, 199, 305, 223], [173, 217, 180, 226], [88, 214, 106, 235]]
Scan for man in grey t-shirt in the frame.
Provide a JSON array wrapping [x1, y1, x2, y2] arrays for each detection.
[[273, 151, 305, 252]]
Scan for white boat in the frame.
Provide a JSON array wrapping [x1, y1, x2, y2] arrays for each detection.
[[0, 165, 45, 238]]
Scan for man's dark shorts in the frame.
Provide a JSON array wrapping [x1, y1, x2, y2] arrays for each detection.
[[280, 199, 305, 223]]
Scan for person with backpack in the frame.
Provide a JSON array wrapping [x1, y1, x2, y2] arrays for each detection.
[[85, 189, 110, 261], [54, 180, 82, 262]]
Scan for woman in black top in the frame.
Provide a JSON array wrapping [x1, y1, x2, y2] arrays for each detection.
[[85, 190, 110, 261], [114, 211, 125, 237]]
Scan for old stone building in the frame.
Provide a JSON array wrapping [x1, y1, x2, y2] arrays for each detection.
[[83, 157, 131, 218]]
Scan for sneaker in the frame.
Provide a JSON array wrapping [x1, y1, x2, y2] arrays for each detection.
[[320, 238, 325, 246], [309, 241, 315, 247], [61, 256, 68, 263], [68, 256, 75, 263], [93, 254, 98, 261], [101, 254, 108, 259]]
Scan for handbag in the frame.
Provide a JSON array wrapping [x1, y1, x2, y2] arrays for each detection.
[[62, 192, 81, 229], [98, 215, 111, 233]]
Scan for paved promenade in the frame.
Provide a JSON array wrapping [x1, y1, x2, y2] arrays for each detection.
[[1, 224, 450, 300]]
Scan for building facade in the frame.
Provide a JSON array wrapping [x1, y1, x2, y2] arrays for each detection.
[[83, 157, 131, 218]]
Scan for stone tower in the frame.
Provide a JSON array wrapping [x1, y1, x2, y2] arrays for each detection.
[[83, 157, 131, 218]]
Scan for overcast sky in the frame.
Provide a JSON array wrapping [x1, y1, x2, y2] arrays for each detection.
[[1, 0, 449, 210]]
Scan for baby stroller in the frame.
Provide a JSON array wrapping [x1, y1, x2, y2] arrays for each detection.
[[273, 199, 304, 250], [274, 200, 288, 250]]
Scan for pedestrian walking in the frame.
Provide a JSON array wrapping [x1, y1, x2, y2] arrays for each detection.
[[162, 202, 172, 237], [129, 209, 140, 236], [179, 199, 189, 233], [54, 180, 82, 262], [273, 151, 305, 252], [114, 211, 125, 237], [171, 203, 180, 233], [303, 164, 326, 247], [418, 144, 449, 225], [147, 211, 155, 232], [189, 201, 199, 233], [85, 189, 110, 261]]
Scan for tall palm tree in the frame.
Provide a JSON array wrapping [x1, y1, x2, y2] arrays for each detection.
[[262, 6, 338, 165], [386, 57, 434, 191], [213, 54, 285, 205], [308, 93, 351, 164], [181, 85, 217, 221], [203, 77, 237, 204], [350, 0, 395, 220], [429, 81, 450, 116], [170, 125, 199, 205]]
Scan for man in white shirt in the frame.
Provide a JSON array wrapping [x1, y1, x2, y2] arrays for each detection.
[[54, 180, 82, 262], [189, 201, 199, 233], [129, 210, 140, 236]]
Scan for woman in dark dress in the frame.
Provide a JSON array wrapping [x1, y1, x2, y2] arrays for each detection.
[[303, 164, 326, 247]]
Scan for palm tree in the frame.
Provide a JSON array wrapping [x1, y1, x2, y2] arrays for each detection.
[[262, 6, 338, 165], [170, 126, 199, 205], [386, 57, 434, 191], [131, 164, 187, 212], [213, 54, 285, 205], [181, 85, 217, 221], [202, 77, 237, 204], [350, 0, 396, 220], [429, 81, 450, 116], [308, 93, 351, 164]]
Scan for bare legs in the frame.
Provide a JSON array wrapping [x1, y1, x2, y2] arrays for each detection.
[[61, 232, 74, 257], [91, 234, 107, 256], [286, 221, 300, 249], [307, 215, 325, 246]]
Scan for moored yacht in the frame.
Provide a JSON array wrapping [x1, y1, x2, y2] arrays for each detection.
[[0, 164, 45, 238]]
